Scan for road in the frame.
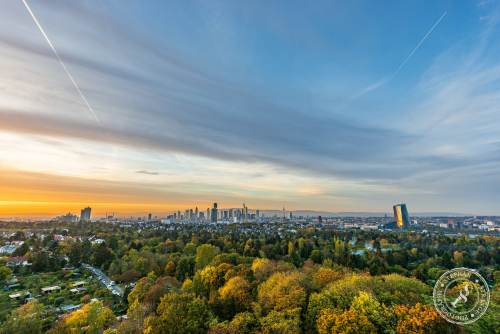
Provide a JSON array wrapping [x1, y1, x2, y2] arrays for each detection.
[[82, 263, 124, 297]]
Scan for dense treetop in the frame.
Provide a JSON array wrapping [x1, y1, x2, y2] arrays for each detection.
[[0, 221, 498, 333]]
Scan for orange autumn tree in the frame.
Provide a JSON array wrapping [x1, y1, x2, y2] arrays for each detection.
[[394, 303, 453, 334]]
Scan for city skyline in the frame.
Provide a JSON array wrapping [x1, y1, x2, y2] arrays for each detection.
[[2, 201, 484, 221], [2, 1, 500, 216]]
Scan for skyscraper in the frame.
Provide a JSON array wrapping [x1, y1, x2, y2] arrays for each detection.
[[242, 203, 248, 221], [211, 203, 218, 223], [393, 203, 410, 228], [80, 207, 91, 222]]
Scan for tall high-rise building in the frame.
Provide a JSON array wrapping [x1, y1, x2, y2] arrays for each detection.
[[195, 207, 199, 219], [148, 213, 152, 221], [242, 203, 248, 221], [210, 203, 218, 223], [393, 203, 410, 228], [80, 207, 91, 222]]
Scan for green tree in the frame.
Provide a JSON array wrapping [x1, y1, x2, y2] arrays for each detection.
[[146, 292, 213, 334], [0, 265, 12, 281], [260, 308, 302, 334], [310, 249, 324, 264], [176, 256, 195, 282], [228, 312, 259, 334], [195, 244, 220, 270], [68, 241, 83, 266], [31, 251, 50, 272], [91, 243, 115, 268]]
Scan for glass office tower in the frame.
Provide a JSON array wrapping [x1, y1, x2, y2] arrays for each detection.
[[393, 203, 410, 228]]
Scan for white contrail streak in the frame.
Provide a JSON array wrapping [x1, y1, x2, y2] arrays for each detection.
[[394, 11, 448, 75], [352, 11, 447, 99], [21, 0, 100, 124]]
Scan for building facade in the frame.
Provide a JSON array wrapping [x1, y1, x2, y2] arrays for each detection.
[[393, 203, 410, 228]]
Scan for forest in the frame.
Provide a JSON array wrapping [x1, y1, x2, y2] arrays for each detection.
[[0, 222, 498, 333]]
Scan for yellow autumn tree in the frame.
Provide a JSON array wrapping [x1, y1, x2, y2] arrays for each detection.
[[316, 292, 390, 334], [251, 258, 293, 282], [218, 276, 252, 313], [257, 271, 306, 314], [59, 300, 115, 333], [317, 308, 377, 334], [312, 267, 344, 290], [0, 300, 44, 334], [252, 258, 274, 281]]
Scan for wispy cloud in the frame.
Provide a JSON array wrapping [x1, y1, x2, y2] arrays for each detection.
[[136, 170, 159, 175], [1, 2, 499, 214]]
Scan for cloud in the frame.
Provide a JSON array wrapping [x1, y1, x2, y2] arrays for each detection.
[[1, 1, 500, 214], [0, 3, 475, 184], [0, 108, 418, 180], [136, 170, 159, 175]]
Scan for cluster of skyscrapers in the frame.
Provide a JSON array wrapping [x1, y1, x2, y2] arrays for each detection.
[[166, 203, 260, 223], [63, 203, 410, 228]]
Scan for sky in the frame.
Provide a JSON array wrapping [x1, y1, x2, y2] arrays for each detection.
[[1, 0, 500, 217]]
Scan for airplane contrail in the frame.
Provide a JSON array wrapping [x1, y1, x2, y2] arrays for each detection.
[[394, 11, 448, 76], [21, 0, 101, 124], [352, 11, 447, 99]]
